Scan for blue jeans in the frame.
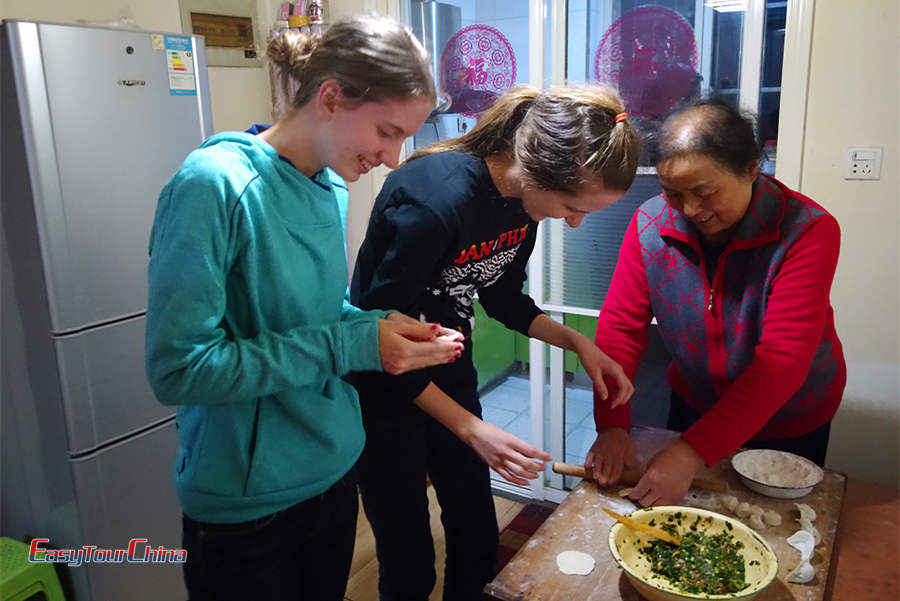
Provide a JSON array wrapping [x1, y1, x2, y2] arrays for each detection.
[[357, 397, 498, 601], [667, 390, 832, 465], [181, 469, 358, 601]]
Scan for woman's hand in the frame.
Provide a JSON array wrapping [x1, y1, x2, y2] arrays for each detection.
[[584, 427, 636, 485], [627, 439, 705, 507], [377, 316, 462, 374], [572, 338, 634, 408], [462, 420, 552, 486]]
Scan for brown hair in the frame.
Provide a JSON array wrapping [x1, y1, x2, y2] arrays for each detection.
[[266, 14, 436, 120], [410, 85, 639, 192]]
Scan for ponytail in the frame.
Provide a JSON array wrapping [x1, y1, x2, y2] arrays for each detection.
[[411, 85, 639, 192], [409, 86, 540, 160]]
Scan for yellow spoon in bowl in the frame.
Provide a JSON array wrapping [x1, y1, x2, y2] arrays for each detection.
[[602, 507, 681, 546]]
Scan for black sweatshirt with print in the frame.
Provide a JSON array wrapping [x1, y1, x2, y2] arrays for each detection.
[[349, 151, 542, 415]]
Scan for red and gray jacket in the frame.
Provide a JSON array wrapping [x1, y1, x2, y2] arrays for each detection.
[[594, 175, 845, 466]]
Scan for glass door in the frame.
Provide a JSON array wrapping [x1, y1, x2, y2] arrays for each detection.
[[537, 0, 789, 498]]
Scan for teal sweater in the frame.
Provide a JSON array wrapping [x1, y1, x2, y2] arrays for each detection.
[[146, 131, 386, 523]]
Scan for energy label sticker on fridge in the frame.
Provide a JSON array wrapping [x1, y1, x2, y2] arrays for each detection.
[[165, 35, 196, 96]]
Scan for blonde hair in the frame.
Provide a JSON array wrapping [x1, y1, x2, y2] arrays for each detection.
[[411, 85, 639, 192], [266, 14, 436, 120]]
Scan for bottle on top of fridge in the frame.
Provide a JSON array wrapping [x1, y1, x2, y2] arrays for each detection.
[[287, 1, 310, 33], [308, 1, 325, 35], [288, 14, 310, 34]]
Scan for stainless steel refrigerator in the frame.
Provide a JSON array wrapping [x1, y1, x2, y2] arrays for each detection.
[[1, 20, 213, 600]]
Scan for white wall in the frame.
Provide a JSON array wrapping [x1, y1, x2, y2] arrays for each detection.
[[2, 0, 277, 132], [802, 0, 899, 486]]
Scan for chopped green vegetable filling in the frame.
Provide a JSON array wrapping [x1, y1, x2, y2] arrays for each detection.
[[642, 514, 749, 595]]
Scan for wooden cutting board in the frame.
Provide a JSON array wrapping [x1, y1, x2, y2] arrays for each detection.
[[485, 428, 847, 601]]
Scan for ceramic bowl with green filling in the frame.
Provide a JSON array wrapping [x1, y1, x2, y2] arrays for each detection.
[[608, 506, 778, 601]]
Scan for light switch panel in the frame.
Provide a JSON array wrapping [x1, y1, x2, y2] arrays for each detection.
[[844, 146, 883, 180]]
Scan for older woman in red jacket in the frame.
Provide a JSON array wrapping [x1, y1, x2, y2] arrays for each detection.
[[588, 98, 845, 507]]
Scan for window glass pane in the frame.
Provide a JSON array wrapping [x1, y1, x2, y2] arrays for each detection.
[[550, 1, 746, 314], [710, 9, 743, 108], [407, 0, 531, 151], [759, 0, 786, 174], [543, 175, 662, 309]]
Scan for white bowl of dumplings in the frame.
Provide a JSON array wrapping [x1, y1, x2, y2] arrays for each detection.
[[731, 449, 824, 499]]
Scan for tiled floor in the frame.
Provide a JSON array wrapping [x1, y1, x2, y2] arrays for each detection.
[[480, 374, 599, 466]]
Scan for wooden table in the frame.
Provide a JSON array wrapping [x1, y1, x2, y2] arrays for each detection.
[[484, 429, 898, 601]]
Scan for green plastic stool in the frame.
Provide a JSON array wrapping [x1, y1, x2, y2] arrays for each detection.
[[0, 537, 66, 601]]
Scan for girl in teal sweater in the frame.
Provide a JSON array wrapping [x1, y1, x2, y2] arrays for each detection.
[[145, 15, 462, 601]]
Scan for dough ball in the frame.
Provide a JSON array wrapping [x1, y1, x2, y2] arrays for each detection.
[[749, 504, 765, 516], [735, 502, 751, 518], [435, 332, 463, 343], [763, 510, 782, 526], [722, 495, 739, 512], [749, 513, 766, 530]]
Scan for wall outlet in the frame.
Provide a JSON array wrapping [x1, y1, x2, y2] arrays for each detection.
[[844, 146, 883, 180]]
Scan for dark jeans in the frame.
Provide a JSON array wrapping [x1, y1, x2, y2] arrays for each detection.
[[357, 395, 498, 601], [667, 390, 832, 465], [182, 469, 358, 601]]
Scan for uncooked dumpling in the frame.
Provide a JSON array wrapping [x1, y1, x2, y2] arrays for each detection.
[[798, 517, 821, 545], [795, 503, 817, 522], [787, 561, 816, 583], [735, 502, 751, 518], [786, 530, 816, 583], [763, 510, 782, 526]]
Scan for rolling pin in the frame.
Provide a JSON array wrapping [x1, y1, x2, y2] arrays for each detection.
[[552, 462, 727, 493]]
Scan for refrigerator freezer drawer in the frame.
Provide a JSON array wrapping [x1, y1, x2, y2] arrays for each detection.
[[70, 418, 185, 601], [55, 315, 173, 453]]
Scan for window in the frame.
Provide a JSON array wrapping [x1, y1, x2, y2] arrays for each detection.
[[544, 0, 789, 493]]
